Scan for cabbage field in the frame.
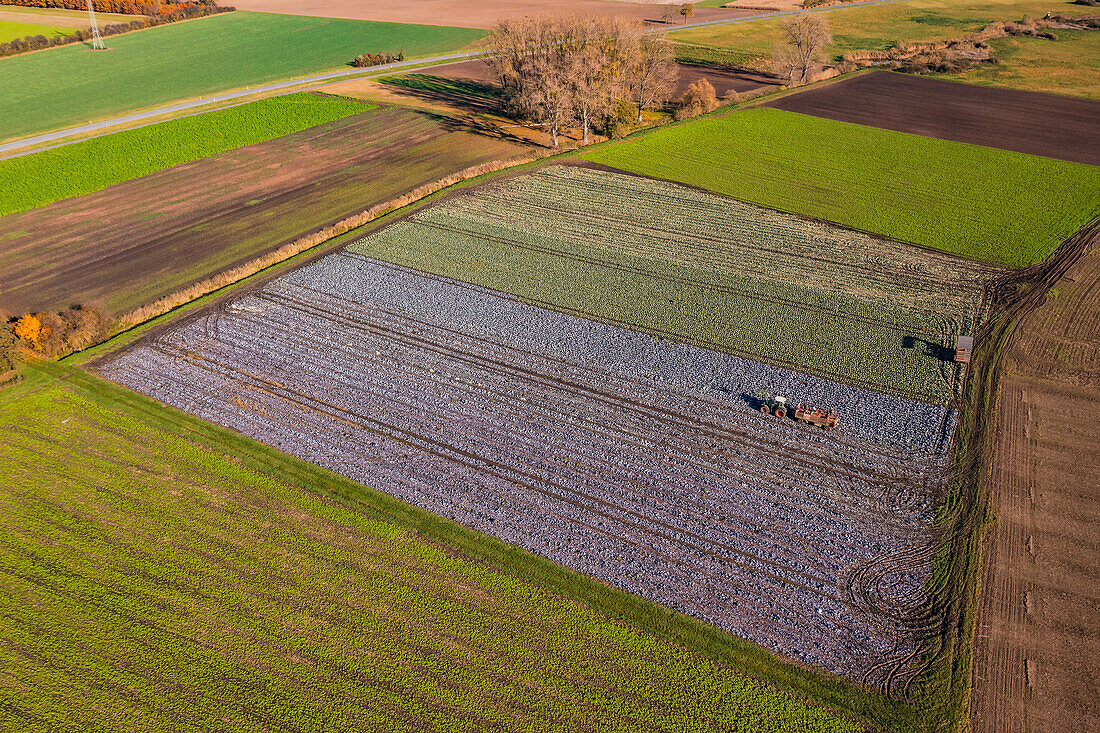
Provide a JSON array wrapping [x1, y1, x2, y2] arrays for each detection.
[[352, 165, 1000, 403], [101, 250, 955, 688]]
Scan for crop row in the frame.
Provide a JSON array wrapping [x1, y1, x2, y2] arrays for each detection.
[[351, 167, 993, 403], [102, 256, 947, 684], [467, 166, 999, 318]]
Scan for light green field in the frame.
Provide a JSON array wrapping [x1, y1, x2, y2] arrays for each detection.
[[0, 361, 873, 732], [581, 108, 1100, 267], [0, 20, 70, 43], [671, 0, 1099, 98], [0, 11, 484, 140], [0, 93, 371, 216]]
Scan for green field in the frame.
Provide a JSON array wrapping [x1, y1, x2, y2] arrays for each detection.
[[0, 20, 70, 42], [581, 108, 1100, 267], [0, 93, 371, 216], [671, 0, 1099, 98], [349, 165, 996, 402], [0, 11, 484, 140], [0, 359, 874, 732]]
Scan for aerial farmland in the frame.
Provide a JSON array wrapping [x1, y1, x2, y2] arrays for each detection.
[[1, 2, 1098, 732]]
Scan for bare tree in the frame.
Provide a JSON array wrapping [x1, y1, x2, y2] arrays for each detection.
[[488, 14, 668, 147], [631, 35, 679, 121], [773, 13, 832, 86], [488, 16, 575, 146], [567, 15, 642, 144], [674, 78, 718, 120]]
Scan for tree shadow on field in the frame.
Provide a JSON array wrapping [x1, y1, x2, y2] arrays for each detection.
[[902, 335, 953, 362], [382, 74, 503, 115]]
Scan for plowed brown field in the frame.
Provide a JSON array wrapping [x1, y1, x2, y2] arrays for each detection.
[[232, 0, 756, 29], [0, 107, 527, 316], [768, 71, 1100, 165], [972, 236, 1100, 731]]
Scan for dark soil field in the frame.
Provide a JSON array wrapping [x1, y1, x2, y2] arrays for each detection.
[[971, 230, 1100, 732], [767, 71, 1100, 165], [0, 107, 527, 316], [419, 57, 777, 98]]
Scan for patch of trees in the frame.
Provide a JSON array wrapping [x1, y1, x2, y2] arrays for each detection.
[[0, 1, 233, 58], [3, 305, 113, 369], [352, 50, 405, 67], [487, 15, 679, 147]]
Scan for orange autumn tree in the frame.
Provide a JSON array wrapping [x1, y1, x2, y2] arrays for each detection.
[[13, 314, 45, 351]]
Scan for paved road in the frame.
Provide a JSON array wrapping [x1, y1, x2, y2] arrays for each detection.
[[0, 0, 907, 158]]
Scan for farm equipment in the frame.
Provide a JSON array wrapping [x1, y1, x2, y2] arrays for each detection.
[[793, 404, 839, 430], [754, 391, 839, 430], [754, 391, 788, 419]]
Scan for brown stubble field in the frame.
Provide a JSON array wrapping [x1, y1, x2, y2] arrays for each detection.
[[971, 229, 1100, 732], [231, 0, 757, 29], [767, 71, 1100, 166], [0, 107, 528, 317]]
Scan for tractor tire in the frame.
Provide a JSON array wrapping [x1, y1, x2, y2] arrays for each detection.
[[760, 405, 769, 414], [775, 408, 786, 419]]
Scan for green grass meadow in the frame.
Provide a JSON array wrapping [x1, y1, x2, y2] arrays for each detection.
[[582, 108, 1100, 267], [0, 20, 71, 43], [0, 11, 484, 140], [0, 93, 371, 215], [0, 362, 875, 732]]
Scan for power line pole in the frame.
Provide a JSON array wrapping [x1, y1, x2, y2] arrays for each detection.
[[86, 0, 105, 50]]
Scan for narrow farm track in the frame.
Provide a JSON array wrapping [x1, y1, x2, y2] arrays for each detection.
[[101, 256, 952, 683]]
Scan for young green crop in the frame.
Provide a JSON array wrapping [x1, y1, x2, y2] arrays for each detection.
[[0, 365, 864, 733], [0, 94, 371, 215], [581, 108, 1100, 267]]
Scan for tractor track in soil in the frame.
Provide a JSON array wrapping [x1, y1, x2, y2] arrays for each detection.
[[902, 218, 1100, 710]]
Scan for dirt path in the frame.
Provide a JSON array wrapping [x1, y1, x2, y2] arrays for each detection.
[[972, 239, 1100, 731]]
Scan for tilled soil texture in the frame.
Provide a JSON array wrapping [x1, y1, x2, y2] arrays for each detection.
[[767, 71, 1100, 166], [971, 237, 1100, 732], [414, 58, 778, 98], [0, 107, 527, 316], [231, 0, 759, 29], [101, 254, 955, 685]]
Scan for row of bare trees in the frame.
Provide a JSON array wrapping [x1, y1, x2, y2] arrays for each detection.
[[487, 15, 678, 146]]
